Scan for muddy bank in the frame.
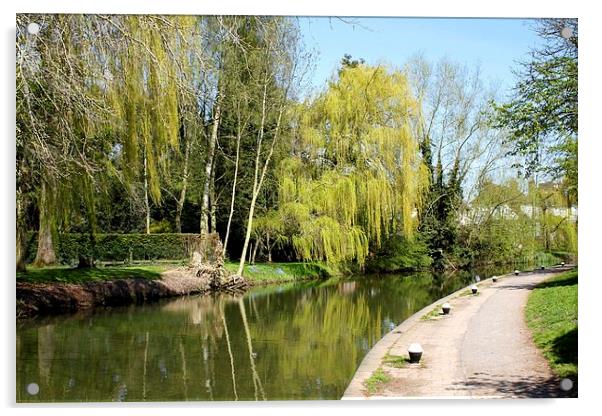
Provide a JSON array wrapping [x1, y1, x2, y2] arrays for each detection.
[[16, 266, 248, 318]]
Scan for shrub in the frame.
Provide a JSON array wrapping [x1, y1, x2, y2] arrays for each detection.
[[24, 233, 201, 264], [365, 235, 432, 273]]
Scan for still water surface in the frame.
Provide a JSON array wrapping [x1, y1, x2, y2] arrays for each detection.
[[17, 267, 513, 402]]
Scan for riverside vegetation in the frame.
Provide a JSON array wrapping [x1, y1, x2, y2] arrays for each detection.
[[16, 16, 576, 302], [15, 16, 578, 402]]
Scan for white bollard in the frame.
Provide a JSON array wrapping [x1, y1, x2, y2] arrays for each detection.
[[471, 285, 478, 294], [442, 302, 451, 315], [408, 343, 423, 363]]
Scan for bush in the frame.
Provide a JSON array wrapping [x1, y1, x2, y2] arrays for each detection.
[[365, 235, 432, 273], [24, 233, 201, 264]]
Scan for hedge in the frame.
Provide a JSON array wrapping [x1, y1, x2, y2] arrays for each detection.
[[24, 233, 202, 265]]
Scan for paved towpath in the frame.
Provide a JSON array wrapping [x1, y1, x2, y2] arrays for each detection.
[[342, 266, 574, 399]]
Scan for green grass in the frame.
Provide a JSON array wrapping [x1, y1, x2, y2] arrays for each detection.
[[17, 261, 333, 285], [383, 354, 412, 368], [526, 269, 578, 380], [223, 261, 333, 283], [16, 265, 164, 284], [364, 367, 392, 394], [421, 305, 444, 320]]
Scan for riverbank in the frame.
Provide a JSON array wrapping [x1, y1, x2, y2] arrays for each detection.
[[342, 265, 576, 399], [224, 261, 334, 284], [16, 267, 210, 318], [16, 261, 333, 318]]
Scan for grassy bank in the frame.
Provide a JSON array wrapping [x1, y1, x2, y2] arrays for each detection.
[[224, 261, 334, 283], [525, 269, 578, 382], [16, 265, 165, 284], [17, 261, 333, 285]]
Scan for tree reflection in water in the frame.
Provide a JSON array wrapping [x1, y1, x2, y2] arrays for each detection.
[[17, 269, 508, 402]]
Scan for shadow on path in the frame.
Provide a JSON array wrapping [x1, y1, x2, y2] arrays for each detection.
[[536, 275, 578, 289], [496, 281, 541, 291], [451, 372, 576, 398]]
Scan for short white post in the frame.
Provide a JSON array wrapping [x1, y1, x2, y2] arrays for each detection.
[[408, 343, 423, 363], [442, 302, 451, 315]]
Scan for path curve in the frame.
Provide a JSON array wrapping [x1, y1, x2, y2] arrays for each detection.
[[342, 266, 574, 399]]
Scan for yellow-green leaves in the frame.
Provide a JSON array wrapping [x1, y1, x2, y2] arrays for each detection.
[[110, 16, 184, 204], [278, 64, 429, 266]]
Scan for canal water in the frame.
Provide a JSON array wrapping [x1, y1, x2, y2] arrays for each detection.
[[16, 266, 517, 402]]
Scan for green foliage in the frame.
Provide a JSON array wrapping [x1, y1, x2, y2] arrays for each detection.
[[365, 235, 432, 273], [460, 178, 577, 266], [24, 233, 201, 264], [364, 367, 392, 394], [276, 64, 429, 267], [383, 354, 415, 368], [526, 269, 578, 383], [109, 16, 185, 204], [149, 219, 174, 234], [492, 19, 577, 201], [223, 261, 333, 282]]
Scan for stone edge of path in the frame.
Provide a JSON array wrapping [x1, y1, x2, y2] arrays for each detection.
[[341, 265, 571, 399]]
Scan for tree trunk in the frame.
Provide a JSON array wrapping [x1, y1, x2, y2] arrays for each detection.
[[223, 129, 241, 258], [237, 82, 269, 275], [77, 255, 95, 269], [144, 151, 150, 235], [237, 108, 283, 275], [542, 206, 550, 251], [251, 239, 259, 265], [201, 91, 222, 235], [267, 233, 272, 263], [34, 181, 57, 267], [209, 155, 218, 233], [175, 136, 191, 233], [16, 189, 27, 271]]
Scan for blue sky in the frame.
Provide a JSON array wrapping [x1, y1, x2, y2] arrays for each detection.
[[298, 17, 546, 97]]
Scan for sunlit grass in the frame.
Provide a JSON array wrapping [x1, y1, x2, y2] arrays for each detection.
[[223, 261, 331, 282], [16, 265, 164, 284], [526, 269, 578, 380], [364, 367, 392, 394]]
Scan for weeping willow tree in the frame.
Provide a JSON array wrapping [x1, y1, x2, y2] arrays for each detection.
[[16, 14, 118, 267], [106, 16, 187, 234], [278, 64, 430, 267], [16, 15, 201, 269]]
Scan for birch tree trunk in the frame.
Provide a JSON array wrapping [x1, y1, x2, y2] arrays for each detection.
[[251, 239, 259, 265], [237, 81, 284, 275], [222, 126, 242, 257]]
